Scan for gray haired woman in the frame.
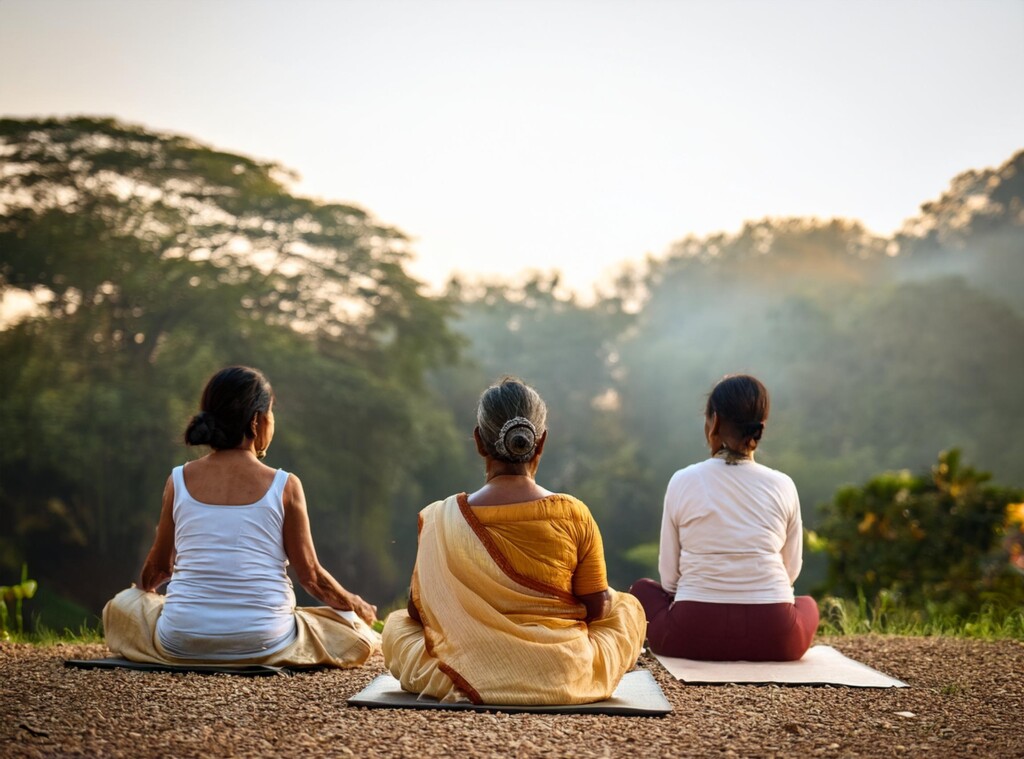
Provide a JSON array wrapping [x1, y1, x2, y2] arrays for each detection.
[[381, 377, 646, 705]]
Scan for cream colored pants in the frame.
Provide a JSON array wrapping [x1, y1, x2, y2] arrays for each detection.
[[103, 587, 380, 668]]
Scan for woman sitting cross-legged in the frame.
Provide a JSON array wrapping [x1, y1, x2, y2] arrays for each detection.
[[382, 377, 646, 704], [629, 374, 819, 661], [103, 365, 380, 667]]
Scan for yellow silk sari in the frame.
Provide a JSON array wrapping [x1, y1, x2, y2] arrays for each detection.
[[382, 494, 646, 705]]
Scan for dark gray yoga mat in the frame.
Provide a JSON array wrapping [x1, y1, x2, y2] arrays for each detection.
[[64, 657, 293, 677], [347, 669, 672, 716]]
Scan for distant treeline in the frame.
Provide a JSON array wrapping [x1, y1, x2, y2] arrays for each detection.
[[1, 117, 1021, 626]]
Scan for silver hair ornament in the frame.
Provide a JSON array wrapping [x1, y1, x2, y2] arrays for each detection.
[[493, 416, 538, 460]]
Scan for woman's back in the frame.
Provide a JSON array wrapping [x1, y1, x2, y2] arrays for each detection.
[[660, 457, 802, 604], [667, 458, 796, 552], [104, 365, 380, 669], [176, 452, 278, 505], [633, 373, 818, 661], [156, 463, 297, 660], [469, 494, 607, 599]]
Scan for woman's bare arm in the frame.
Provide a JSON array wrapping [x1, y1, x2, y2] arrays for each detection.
[[139, 476, 176, 591], [578, 589, 612, 622], [283, 474, 378, 625]]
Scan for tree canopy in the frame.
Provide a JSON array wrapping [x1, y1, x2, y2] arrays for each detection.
[[1, 118, 1021, 622], [815, 449, 1024, 613], [0, 117, 457, 611]]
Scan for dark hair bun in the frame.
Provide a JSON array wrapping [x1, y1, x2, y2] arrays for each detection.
[[741, 420, 765, 442], [183, 366, 274, 450], [184, 411, 227, 448]]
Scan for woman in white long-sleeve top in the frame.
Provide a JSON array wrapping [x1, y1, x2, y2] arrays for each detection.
[[629, 374, 818, 661]]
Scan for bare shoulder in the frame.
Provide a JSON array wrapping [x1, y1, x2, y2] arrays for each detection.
[[283, 472, 306, 503]]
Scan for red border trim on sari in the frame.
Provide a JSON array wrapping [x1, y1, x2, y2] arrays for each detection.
[[456, 493, 585, 610]]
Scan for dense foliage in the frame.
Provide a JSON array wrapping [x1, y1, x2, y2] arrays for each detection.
[[1, 117, 1021, 623], [815, 450, 1024, 614], [0, 117, 457, 612]]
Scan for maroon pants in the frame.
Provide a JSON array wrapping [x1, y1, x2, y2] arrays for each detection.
[[629, 578, 819, 661]]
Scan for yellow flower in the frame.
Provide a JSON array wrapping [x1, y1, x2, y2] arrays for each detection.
[[1006, 503, 1024, 526]]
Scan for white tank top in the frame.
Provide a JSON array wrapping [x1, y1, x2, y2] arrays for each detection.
[[156, 465, 298, 660]]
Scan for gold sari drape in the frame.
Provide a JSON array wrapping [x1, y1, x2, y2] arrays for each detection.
[[382, 494, 646, 705]]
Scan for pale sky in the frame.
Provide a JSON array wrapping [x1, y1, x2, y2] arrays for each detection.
[[2, 0, 1022, 295]]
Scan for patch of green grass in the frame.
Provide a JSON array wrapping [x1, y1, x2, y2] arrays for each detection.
[[27, 586, 96, 634], [817, 592, 1024, 639], [11, 593, 1022, 644], [940, 682, 964, 696], [10, 619, 104, 645]]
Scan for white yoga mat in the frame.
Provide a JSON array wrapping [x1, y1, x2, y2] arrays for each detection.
[[654, 645, 908, 688]]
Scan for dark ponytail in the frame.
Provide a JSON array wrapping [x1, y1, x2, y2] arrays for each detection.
[[739, 419, 766, 442], [706, 374, 770, 453]]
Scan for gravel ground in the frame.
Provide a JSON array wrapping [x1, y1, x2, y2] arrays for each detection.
[[2, 636, 1022, 758]]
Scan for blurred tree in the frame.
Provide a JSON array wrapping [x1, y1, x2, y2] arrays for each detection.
[[896, 150, 1024, 249], [0, 117, 458, 613], [815, 450, 1024, 613], [614, 210, 1024, 600], [2, 118, 1022, 621], [615, 217, 888, 509], [435, 273, 655, 588], [893, 150, 1024, 314]]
